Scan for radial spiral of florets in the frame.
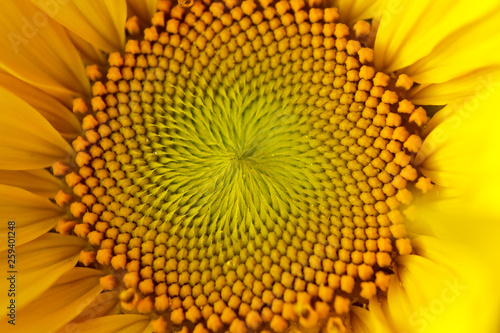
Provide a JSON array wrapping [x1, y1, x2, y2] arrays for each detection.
[[53, 1, 430, 332]]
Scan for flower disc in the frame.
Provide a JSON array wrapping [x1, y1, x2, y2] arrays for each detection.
[[59, 1, 428, 332]]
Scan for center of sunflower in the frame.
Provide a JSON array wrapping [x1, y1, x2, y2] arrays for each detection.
[[54, 1, 431, 332], [152, 82, 322, 241]]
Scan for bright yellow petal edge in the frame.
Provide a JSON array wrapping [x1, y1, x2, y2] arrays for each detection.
[[405, 88, 500, 333], [0, 0, 500, 333]]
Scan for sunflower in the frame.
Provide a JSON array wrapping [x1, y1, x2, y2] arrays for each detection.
[[1, 0, 500, 332]]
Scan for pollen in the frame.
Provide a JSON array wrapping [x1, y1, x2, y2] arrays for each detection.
[[53, 1, 428, 332]]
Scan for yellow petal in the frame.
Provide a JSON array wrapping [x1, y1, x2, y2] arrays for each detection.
[[403, 12, 500, 85], [0, 185, 64, 247], [409, 68, 500, 106], [0, 267, 103, 333], [409, 184, 500, 261], [406, 237, 500, 333], [59, 314, 150, 333], [416, 89, 500, 216], [127, 0, 157, 25], [71, 291, 120, 323], [385, 272, 413, 332], [364, 296, 395, 333], [67, 29, 107, 67], [374, 0, 500, 78], [0, 86, 73, 170], [0, 0, 90, 104], [0, 169, 63, 197], [410, 94, 500, 333], [0, 71, 81, 140], [409, 95, 500, 258], [0, 233, 85, 314], [348, 306, 372, 333], [386, 251, 458, 332], [31, 0, 127, 54], [327, 0, 384, 26]]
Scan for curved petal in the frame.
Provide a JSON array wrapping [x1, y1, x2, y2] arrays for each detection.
[[127, 0, 157, 25], [0, 169, 63, 197], [364, 296, 396, 333], [0, 71, 81, 140], [60, 314, 150, 333], [404, 13, 500, 85], [416, 89, 500, 215], [0, 0, 90, 104], [348, 306, 374, 333], [384, 272, 413, 332], [31, 0, 127, 54], [326, 0, 384, 26], [0, 185, 65, 248], [0, 86, 73, 170], [411, 92, 500, 276], [374, 0, 500, 79], [0, 267, 103, 333], [0, 233, 85, 314], [408, 237, 499, 333], [70, 291, 120, 323], [67, 29, 107, 67], [407, 91, 500, 332], [409, 68, 500, 106], [386, 251, 461, 332]]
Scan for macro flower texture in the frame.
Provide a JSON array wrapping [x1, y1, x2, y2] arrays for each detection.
[[1, 0, 500, 332]]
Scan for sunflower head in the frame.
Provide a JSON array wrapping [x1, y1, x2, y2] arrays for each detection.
[[46, 1, 432, 331], [4, 0, 499, 333]]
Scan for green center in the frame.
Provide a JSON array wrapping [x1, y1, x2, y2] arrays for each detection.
[[133, 73, 327, 244]]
